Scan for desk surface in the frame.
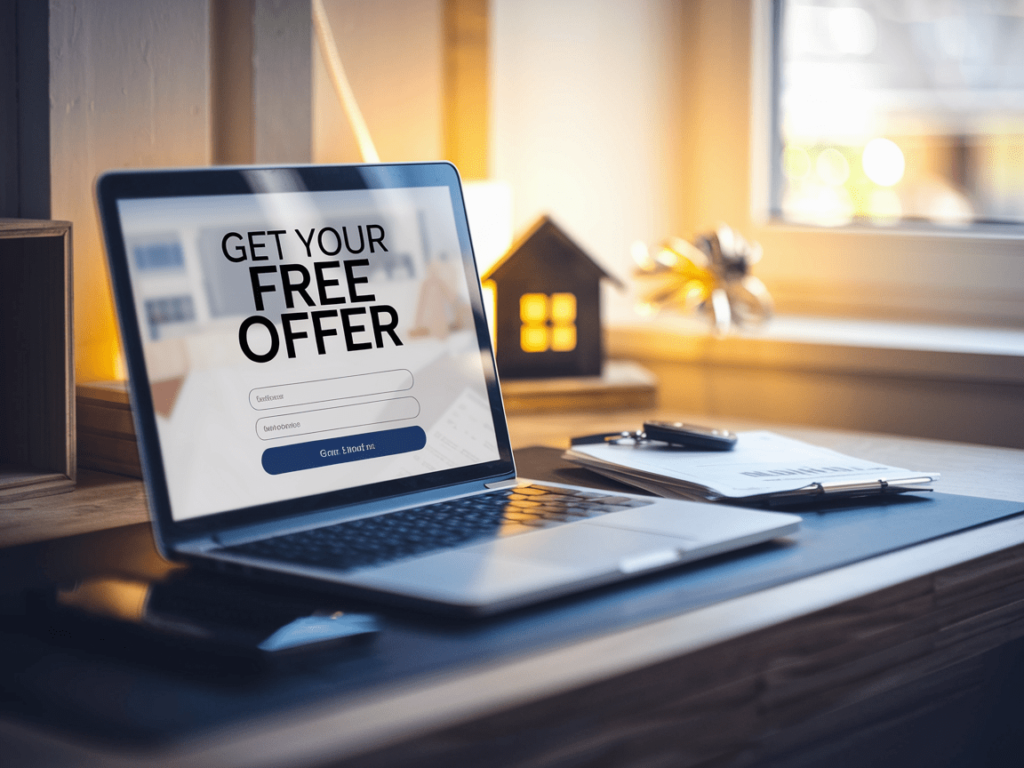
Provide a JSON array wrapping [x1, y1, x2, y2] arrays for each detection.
[[4, 410, 1023, 550], [3, 410, 1024, 768]]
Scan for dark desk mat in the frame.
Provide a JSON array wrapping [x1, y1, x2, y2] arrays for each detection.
[[3, 447, 1023, 747]]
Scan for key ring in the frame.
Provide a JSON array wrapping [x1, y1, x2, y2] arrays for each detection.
[[570, 431, 648, 447], [570, 422, 738, 451]]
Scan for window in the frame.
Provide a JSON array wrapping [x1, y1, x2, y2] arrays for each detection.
[[775, 1, 1024, 229], [679, 0, 1024, 327], [488, 2, 1024, 327]]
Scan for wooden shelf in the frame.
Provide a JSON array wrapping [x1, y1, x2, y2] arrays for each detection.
[[77, 380, 141, 478], [500, 360, 656, 414], [0, 468, 148, 549]]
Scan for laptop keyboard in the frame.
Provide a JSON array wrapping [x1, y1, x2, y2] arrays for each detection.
[[220, 484, 652, 574]]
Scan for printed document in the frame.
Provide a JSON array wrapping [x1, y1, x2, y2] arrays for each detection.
[[564, 431, 939, 503]]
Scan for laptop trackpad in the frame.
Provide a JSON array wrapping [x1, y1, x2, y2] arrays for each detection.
[[470, 522, 696, 573], [343, 524, 694, 607]]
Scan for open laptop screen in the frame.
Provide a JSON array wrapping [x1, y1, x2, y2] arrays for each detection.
[[100, 164, 511, 528]]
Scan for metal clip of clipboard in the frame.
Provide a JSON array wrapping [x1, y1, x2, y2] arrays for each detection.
[[761, 476, 937, 507]]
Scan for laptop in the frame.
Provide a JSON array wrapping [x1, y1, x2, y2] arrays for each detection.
[[97, 162, 800, 615]]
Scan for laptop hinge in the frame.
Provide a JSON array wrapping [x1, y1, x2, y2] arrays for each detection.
[[174, 535, 221, 554], [484, 479, 519, 490]]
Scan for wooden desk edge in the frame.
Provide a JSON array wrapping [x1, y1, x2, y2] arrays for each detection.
[[4, 418, 1024, 766], [5, 509, 1024, 768]]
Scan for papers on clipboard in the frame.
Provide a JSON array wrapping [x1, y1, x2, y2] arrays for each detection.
[[563, 431, 939, 506]]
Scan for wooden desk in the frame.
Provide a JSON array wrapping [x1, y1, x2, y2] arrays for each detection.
[[3, 410, 1024, 768]]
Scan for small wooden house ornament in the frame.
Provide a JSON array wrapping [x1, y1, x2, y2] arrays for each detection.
[[482, 216, 622, 379]]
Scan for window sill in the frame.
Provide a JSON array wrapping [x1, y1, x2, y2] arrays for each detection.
[[607, 316, 1024, 449], [609, 316, 1024, 385]]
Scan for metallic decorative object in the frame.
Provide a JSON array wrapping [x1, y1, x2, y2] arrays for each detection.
[[632, 225, 773, 334]]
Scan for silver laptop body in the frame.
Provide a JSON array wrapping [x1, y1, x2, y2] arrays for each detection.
[[98, 162, 799, 615]]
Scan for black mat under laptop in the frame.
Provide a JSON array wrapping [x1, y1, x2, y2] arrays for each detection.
[[3, 447, 1023, 746]]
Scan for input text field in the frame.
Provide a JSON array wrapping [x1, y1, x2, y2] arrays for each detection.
[[250, 370, 414, 411], [255, 397, 420, 441]]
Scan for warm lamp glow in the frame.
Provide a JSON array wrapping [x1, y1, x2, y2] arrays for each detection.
[[113, 349, 128, 380]]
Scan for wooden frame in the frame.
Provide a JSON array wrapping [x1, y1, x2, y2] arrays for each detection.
[[0, 219, 75, 501]]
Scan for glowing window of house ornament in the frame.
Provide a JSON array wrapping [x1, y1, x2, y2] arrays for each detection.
[[520, 325, 549, 353], [518, 292, 578, 353], [550, 293, 576, 324], [550, 324, 577, 352], [550, 293, 577, 351], [520, 293, 549, 325]]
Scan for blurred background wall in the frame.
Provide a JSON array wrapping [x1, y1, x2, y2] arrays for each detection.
[[44, 0, 700, 383], [49, 0, 211, 383], [17, 0, 1023, 447]]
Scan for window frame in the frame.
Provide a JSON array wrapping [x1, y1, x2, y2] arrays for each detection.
[[733, 0, 1024, 326]]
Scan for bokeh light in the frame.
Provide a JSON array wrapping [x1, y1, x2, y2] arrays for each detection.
[[783, 146, 811, 180], [780, 1, 1024, 227], [862, 138, 905, 187], [816, 147, 850, 186], [782, 183, 855, 227]]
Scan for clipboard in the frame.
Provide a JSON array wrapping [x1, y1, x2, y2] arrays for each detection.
[[563, 431, 940, 507]]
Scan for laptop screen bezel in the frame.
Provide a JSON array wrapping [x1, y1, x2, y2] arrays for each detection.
[[97, 162, 516, 546]]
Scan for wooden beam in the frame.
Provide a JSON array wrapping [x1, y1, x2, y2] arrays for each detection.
[[211, 0, 313, 165], [253, 0, 312, 163], [210, 0, 255, 165], [0, 0, 50, 218], [443, 0, 489, 179]]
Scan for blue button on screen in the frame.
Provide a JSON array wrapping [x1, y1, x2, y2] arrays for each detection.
[[261, 426, 427, 475]]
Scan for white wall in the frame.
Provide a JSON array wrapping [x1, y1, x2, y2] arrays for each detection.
[[50, 0, 211, 382], [490, 0, 692, 323], [51, 0, 696, 379]]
